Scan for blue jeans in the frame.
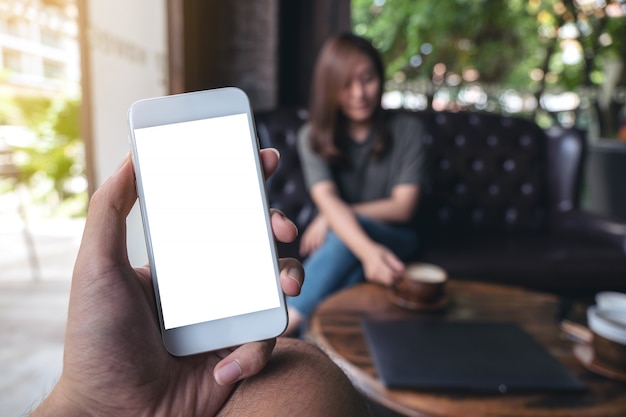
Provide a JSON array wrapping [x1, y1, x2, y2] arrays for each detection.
[[287, 216, 418, 318]]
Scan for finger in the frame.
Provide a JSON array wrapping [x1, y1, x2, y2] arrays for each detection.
[[299, 239, 310, 257], [384, 251, 405, 274], [313, 235, 324, 251], [77, 153, 137, 267], [270, 209, 298, 243], [298, 230, 307, 254], [279, 257, 304, 296], [260, 148, 280, 179], [379, 270, 395, 286], [214, 339, 276, 385]]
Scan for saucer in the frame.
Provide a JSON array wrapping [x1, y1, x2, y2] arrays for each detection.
[[573, 343, 626, 382], [386, 289, 449, 312]]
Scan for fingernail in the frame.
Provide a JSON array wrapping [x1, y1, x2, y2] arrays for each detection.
[[268, 147, 280, 158], [287, 268, 302, 290], [280, 213, 298, 233], [215, 360, 242, 386], [272, 211, 298, 235]]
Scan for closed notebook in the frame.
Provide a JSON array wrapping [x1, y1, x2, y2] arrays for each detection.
[[361, 319, 584, 393]]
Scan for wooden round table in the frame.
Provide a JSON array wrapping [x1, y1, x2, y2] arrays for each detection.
[[307, 281, 626, 417]]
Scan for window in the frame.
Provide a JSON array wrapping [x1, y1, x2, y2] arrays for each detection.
[[3, 49, 21, 73], [43, 58, 63, 79]]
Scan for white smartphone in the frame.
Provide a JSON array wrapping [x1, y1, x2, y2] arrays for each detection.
[[127, 87, 287, 356]]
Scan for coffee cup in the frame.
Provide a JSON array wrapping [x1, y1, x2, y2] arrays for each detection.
[[595, 291, 626, 311], [391, 263, 447, 308], [587, 305, 626, 371]]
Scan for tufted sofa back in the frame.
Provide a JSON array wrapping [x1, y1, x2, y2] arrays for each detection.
[[255, 108, 316, 259], [417, 111, 565, 238], [255, 108, 586, 257]]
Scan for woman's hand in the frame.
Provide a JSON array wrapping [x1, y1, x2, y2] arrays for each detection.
[[361, 243, 404, 286], [299, 214, 328, 257], [31, 148, 304, 417]]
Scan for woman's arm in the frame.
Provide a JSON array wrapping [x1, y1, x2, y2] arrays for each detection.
[[299, 213, 328, 257], [352, 184, 420, 223], [310, 180, 404, 285], [300, 184, 418, 256]]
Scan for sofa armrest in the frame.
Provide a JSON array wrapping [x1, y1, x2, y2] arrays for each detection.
[[555, 210, 626, 253]]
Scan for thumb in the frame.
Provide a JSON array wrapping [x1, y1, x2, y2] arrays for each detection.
[[260, 147, 280, 179], [77, 153, 137, 270]]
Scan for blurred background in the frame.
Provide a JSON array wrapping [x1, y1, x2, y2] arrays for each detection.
[[1, 0, 625, 415]]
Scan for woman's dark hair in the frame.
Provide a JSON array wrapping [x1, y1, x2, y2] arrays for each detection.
[[308, 32, 389, 163]]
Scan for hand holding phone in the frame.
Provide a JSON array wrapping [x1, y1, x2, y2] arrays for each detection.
[[128, 87, 287, 356]]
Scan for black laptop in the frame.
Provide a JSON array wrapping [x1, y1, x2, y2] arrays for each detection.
[[361, 319, 584, 393]]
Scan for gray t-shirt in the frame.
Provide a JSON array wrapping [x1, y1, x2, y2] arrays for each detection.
[[297, 111, 425, 209]]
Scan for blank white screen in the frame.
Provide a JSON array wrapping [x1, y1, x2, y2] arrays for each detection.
[[134, 114, 280, 330]]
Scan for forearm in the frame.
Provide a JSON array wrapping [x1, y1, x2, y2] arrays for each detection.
[[352, 199, 410, 223], [352, 185, 420, 223], [314, 194, 378, 260], [310, 181, 409, 284]]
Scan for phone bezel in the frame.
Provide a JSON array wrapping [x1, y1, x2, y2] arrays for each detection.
[[128, 87, 287, 356]]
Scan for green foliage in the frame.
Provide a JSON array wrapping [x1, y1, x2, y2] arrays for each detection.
[[0, 96, 22, 125], [352, 0, 626, 134], [353, 0, 546, 87], [2, 94, 87, 217], [12, 96, 54, 133], [53, 98, 81, 141]]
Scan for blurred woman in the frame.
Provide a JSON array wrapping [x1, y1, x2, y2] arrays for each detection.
[[285, 33, 425, 335]]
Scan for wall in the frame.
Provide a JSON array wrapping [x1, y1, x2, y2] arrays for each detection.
[[79, 0, 167, 266]]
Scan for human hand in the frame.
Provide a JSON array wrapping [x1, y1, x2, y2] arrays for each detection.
[[299, 214, 328, 257], [31, 148, 304, 417], [361, 243, 404, 286]]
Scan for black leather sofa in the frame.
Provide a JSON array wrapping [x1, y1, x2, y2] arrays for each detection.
[[585, 139, 626, 222], [255, 108, 626, 297]]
